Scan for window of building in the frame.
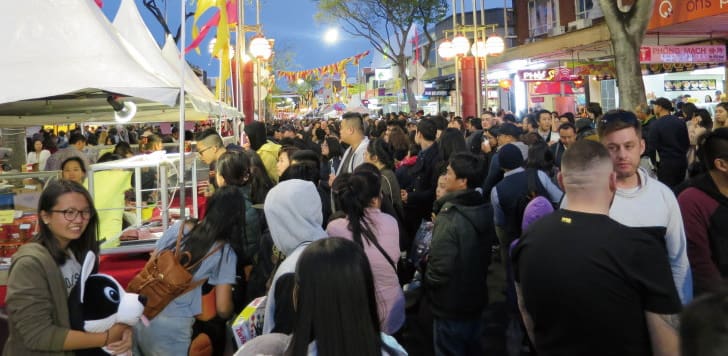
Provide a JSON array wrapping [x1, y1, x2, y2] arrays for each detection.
[[528, 0, 559, 37], [575, 0, 603, 20]]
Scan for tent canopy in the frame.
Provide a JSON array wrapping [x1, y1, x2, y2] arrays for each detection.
[[113, 0, 239, 118], [0, 0, 240, 126], [0, 0, 179, 106]]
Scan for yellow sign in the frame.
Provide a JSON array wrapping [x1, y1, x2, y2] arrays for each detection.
[[0, 210, 15, 224]]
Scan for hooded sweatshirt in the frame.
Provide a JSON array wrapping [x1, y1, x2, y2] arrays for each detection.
[[263, 179, 328, 334]]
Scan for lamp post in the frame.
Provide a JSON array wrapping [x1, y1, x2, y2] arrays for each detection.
[[250, 34, 271, 121]]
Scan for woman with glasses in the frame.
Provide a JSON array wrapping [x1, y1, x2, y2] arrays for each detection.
[[4, 180, 133, 355]]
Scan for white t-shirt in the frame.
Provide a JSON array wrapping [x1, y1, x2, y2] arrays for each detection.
[[59, 251, 81, 295]]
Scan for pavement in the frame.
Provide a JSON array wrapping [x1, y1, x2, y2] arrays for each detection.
[[399, 251, 533, 356]]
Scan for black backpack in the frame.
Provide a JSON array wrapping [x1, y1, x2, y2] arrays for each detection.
[[511, 168, 540, 239]]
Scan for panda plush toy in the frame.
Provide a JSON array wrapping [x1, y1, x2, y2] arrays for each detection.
[[69, 252, 147, 356]]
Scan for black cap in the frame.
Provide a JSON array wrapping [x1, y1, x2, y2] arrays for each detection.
[[650, 97, 674, 112], [498, 143, 524, 170]]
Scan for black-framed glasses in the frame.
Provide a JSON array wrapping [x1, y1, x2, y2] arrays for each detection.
[[197, 146, 213, 155], [51, 208, 93, 221]]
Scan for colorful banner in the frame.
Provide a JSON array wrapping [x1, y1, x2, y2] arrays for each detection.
[[277, 51, 370, 82], [639, 45, 727, 64], [648, 0, 728, 30], [186, 0, 238, 54]]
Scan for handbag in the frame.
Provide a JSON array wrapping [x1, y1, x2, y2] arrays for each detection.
[[127, 222, 223, 319]]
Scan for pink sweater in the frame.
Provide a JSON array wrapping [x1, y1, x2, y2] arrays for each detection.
[[326, 208, 405, 334]]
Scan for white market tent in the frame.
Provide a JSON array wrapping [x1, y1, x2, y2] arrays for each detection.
[[0, 0, 239, 126], [112, 0, 238, 119]]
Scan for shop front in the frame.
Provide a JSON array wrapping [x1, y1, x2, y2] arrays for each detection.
[[640, 44, 726, 115], [517, 66, 587, 114]]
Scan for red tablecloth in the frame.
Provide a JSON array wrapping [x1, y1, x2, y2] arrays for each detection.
[[98, 253, 150, 289], [0, 253, 149, 308]]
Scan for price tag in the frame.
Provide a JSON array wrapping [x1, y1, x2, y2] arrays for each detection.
[[0, 210, 15, 224]]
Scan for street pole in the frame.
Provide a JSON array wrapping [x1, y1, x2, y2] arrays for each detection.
[[178, 0, 187, 220], [472, 0, 481, 117], [451, 0, 460, 117]]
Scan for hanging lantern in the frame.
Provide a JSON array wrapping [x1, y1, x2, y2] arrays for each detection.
[[470, 41, 487, 58], [485, 35, 505, 56], [438, 40, 455, 60], [452, 35, 470, 56], [250, 35, 272, 60]]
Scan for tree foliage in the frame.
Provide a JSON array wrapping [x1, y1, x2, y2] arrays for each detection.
[[315, 0, 447, 111], [599, 0, 653, 110]]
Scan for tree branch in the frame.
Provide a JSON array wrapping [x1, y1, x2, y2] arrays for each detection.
[[143, 0, 173, 37]]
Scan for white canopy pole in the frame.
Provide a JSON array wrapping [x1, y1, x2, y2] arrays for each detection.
[[178, 0, 187, 220]]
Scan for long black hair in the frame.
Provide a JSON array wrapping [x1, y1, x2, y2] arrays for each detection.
[[330, 171, 382, 250], [285, 238, 382, 356], [366, 138, 395, 170], [242, 150, 274, 204], [216, 151, 251, 187], [34, 180, 99, 265], [179, 185, 245, 265]]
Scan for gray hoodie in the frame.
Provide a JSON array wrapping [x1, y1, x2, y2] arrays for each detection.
[[262, 179, 328, 333]]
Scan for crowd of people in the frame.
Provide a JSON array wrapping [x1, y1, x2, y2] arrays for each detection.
[[4, 99, 728, 355]]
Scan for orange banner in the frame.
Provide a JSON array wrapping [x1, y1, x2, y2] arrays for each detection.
[[648, 0, 728, 30], [278, 51, 370, 83]]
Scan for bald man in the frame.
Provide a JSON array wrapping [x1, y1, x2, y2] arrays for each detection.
[[512, 140, 681, 356]]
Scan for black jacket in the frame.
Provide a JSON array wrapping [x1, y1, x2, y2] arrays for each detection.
[[425, 189, 495, 319], [647, 114, 690, 164]]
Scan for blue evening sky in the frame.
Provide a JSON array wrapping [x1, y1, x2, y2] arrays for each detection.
[[100, 1, 510, 80]]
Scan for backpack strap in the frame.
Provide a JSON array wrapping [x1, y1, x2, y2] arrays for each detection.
[[177, 243, 225, 296], [369, 236, 398, 273], [186, 242, 225, 271], [526, 168, 539, 198]]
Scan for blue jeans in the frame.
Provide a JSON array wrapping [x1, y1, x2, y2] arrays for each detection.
[[433, 318, 482, 356], [133, 315, 195, 356]]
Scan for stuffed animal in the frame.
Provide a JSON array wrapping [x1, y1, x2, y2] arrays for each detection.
[[71, 251, 147, 356]]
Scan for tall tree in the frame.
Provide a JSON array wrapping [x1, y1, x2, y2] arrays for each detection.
[[598, 0, 653, 110], [316, 0, 447, 112]]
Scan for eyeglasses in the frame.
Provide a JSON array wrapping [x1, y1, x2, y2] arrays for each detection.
[[197, 146, 213, 155], [51, 208, 93, 221]]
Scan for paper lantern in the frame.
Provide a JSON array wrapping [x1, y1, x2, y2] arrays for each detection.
[[471, 41, 487, 58], [452, 35, 470, 56], [499, 79, 512, 90], [250, 35, 272, 60], [485, 35, 505, 56], [438, 40, 454, 59]]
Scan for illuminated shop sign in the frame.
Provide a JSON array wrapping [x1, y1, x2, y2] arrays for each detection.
[[640, 45, 727, 64]]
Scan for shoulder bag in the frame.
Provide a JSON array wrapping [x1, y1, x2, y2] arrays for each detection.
[[127, 223, 223, 319]]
